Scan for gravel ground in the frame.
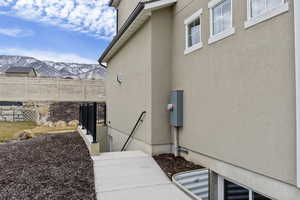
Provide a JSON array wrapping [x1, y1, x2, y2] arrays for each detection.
[[0, 132, 96, 200], [153, 154, 204, 179]]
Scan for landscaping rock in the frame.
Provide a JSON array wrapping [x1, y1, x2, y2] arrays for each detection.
[[68, 120, 79, 127], [55, 120, 67, 128], [16, 130, 34, 140], [42, 121, 54, 128]]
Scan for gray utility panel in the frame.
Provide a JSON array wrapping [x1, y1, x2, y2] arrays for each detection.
[[170, 90, 183, 127]]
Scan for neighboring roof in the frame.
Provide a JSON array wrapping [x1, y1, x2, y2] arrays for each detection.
[[5, 66, 36, 74], [99, 0, 177, 65], [0, 101, 23, 106]]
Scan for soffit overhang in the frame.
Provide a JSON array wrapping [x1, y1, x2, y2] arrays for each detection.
[[99, 0, 177, 65], [109, 0, 121, 8]]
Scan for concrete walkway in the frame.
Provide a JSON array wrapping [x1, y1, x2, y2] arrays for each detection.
[[92, 151, 193, 200]]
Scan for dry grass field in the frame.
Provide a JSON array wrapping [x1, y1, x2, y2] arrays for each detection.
[[0, 121, 77, 143], [0, 121, 37, 142]]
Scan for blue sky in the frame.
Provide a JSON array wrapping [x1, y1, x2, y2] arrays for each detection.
[[0, 0, 116, 64]]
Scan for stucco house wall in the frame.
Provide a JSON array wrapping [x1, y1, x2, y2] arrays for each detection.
[[150, 8, 173, 147], [171, 0, 296, 186], [107, 7, 174, 154], [104, 0, 300, 199], [106, 20, 152, 152]]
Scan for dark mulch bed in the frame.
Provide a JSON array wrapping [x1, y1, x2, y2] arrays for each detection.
[[153, 154, 204, 179], [0, 132, 96, 200], [49, 102, 106, 123]]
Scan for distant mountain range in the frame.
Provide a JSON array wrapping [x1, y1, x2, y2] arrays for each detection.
[[0, 55, 106, 80]]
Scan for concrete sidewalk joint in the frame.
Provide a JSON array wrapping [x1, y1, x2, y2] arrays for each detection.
[[92, 151, 193, 200]]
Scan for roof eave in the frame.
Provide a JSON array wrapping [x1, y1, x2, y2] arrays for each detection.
[[109, 0, 121, 8], [99, 0, 177, 66]]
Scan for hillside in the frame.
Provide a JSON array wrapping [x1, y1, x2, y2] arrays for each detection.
[[0, 55, 106, 80]]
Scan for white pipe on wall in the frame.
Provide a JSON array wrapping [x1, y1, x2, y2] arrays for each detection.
[[173, 126, 179, 157]]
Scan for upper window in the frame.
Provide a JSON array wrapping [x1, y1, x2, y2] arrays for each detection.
[[208, 0, 235, 44], [212, 0, 231, 35], [245, 0, 289, 28], [250, 0, 282, 18], [187, 18, 200, 48], [184, 9, 203, 55]]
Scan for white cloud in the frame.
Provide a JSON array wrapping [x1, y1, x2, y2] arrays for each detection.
[[0, 0, 13, 7], [0, 27, 34, 37], [0, 0, 116, 39], [0, 47, 98, 64]]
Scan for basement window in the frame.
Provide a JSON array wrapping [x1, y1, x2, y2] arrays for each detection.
[[184, 9, 203, 55], [245, 0, 289, 28], [218, 176, 272, 200]]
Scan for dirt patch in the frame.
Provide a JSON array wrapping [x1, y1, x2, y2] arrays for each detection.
[[49, 102, 80, 122], [49, 102, 106, 123], [153, 154, 204, 179], [0, 132, 96, 200]]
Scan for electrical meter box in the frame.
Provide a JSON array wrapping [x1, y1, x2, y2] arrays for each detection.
[[170, 90, 183, 127]]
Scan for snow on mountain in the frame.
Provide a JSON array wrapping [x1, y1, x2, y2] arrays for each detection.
[[0, 55, 106, 79]]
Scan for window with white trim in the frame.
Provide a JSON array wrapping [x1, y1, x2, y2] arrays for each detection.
[[184, 9, 203, 55], [188, 19, 200, 47], [208, 0, 235, 44], [218, 176, 272, 200], [250, 0, 282, 18], [245, 0, 289, 28]]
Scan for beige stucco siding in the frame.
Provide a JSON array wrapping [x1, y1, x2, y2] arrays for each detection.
[[172, 0, 296, 185], [106, 21, 152, 150], [107, 7, 174, 152], [150, 8, 173, 145]]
